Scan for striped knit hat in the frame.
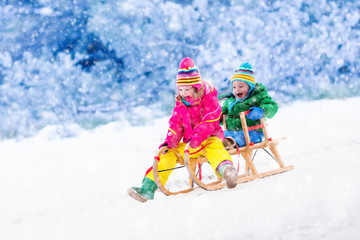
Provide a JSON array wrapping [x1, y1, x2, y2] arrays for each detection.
[[230, 62, 255, 95], [228, 62, 256, 110], [176, 57, 202, 91]]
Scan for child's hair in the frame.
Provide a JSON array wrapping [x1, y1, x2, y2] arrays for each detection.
[[176, 84, 204, 104]]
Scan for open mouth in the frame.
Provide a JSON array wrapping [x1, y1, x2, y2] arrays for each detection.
[[235, 93, 243, 99]]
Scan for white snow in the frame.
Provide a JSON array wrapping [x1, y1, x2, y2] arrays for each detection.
[[35, 7, 54, 16], [1, 97, 360, 240]]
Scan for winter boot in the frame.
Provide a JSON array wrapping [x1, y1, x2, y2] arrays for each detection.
[[127, 177, 158, 203], [219, 164, 238, 189]]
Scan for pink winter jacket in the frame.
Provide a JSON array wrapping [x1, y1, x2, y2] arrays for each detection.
[[164, 81, 224, 148]]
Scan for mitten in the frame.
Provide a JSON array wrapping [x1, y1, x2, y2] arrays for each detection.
[[247, 107, 264, 120], [189, 134, 202, 149]]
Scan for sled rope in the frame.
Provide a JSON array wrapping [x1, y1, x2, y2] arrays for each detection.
[[158, 165, 186, 172], [232, 142, 241, 173], [195, 163, 204, 176], [247, 124, 267, 131], [198, 163, 202, 180], [252, 149, 258, 161], [189, 142, 213, 155], [262, 148, 278, 163], [251, 148, 278, 163], [157, 162, 204, 177]]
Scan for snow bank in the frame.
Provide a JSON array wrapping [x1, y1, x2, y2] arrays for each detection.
[[1, 97, 360, 239]]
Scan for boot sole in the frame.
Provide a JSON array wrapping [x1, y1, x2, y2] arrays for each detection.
[[223, 166, 238, 189], [127, 188, 148, 203]]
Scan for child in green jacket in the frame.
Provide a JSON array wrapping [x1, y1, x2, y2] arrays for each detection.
[[220, 62, 278, 147]]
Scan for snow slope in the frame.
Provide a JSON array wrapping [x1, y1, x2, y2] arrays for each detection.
[[1, 97, 360, 240]]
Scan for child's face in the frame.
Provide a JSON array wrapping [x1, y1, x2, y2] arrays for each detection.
[[178, 86, 197, 99], [233, 81, 250, 99]]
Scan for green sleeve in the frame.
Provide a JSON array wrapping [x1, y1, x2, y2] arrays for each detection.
[[257, 86, 278, 119]]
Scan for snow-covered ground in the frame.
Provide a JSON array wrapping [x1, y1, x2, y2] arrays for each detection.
[[1, 97, 360, 240]]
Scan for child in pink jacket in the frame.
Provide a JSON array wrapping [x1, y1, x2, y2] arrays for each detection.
[[127, 57, 238, 203]]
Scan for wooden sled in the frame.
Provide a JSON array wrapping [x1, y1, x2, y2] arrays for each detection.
[[222, 110, 294, 186], [153, 110, 294, 195]]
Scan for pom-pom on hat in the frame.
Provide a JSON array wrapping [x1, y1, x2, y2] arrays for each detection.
[[176, 57, 202, 91], [231, 62, 255, 89]]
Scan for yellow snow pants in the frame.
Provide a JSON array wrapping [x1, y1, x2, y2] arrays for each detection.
[[146, 136, 232, 186]]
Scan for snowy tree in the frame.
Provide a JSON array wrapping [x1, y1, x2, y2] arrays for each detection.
[[0, 0, 359, 138]]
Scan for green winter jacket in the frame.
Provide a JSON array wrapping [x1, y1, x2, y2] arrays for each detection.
[[220, 83, 278, 131]]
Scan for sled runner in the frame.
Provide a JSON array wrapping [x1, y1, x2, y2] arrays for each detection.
[[153, 110, 294, 195]]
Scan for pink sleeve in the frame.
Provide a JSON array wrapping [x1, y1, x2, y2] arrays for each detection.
[[164, 107, 184, 148], [193, 93, 222, 142]]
